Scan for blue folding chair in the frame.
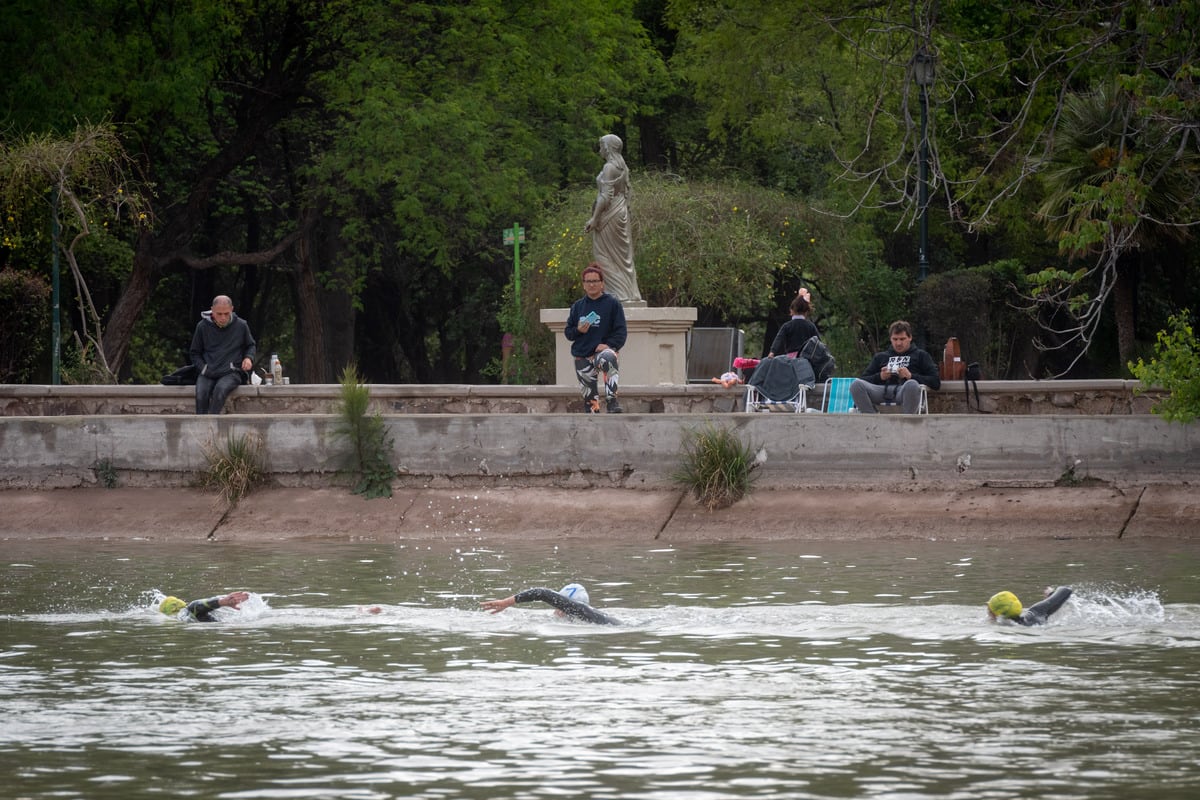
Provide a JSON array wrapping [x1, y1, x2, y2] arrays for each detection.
[[820, 377, 856, 413]]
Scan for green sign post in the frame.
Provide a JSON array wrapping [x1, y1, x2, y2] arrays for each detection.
[[501, 221, 525, 306], [500, 222, 526, 384]]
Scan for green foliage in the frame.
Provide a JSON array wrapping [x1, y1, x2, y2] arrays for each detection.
[[1035, 83, 1196, 257], [516, 173, 875, 381], [58, 340, 119, 385], [200, 432, 267, 509], [92, 458, 119, 489], [0, 122, 150, 383], [0, 268, 50, 382], [914, 260, 1035, 378], [333, 364, 396, 498], [1129, 312, 1200, 423], [663, 0, 872, 194], [2, 0, 1198, 385], [308, 0, 669, 382], [672, 423, 760, 511]]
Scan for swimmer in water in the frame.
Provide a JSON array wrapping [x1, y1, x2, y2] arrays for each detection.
[[159, 591, 250, 622], [481, 582, 618, 625], [987, 586, 1073, 626]]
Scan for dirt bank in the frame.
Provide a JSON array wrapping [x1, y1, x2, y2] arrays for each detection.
[[1, 484, 1195, 542]]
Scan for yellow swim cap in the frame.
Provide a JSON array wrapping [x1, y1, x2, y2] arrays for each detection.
[[988, 591, 1022, 619], [159, 596, 187, 616]]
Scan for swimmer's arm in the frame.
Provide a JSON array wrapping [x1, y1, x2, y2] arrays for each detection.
[[481, 588, 618, 625], [480, 587, 562, 614], [482, 588, 577, 613], [187, 597, 223, 622], [1017, 586, 1073, 625], [519, 587, 618, 624], [188, 592, 248, 622], [1027, 586, 1073, 619]]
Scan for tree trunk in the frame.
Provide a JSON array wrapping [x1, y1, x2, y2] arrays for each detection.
[[1113, 258, 1138, 372], [293, 206, 329, 384], [102, 232, 160, 376]]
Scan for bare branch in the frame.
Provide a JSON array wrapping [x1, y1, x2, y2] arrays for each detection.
[[168, 228, 304, 271]]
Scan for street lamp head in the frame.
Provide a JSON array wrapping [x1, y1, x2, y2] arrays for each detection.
[[912, 48, 936, 87]]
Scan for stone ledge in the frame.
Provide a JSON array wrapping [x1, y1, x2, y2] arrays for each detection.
[[0, 379, 1167, 416]]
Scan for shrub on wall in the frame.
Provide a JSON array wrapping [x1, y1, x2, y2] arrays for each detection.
[[673, 423, 761, 511], [0, 268, 50, 382], [1130, 311, 1200, 423], [333, 364, 396, 498]]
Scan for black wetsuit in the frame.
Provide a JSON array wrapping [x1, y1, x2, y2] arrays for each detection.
[[182, 597, 228, 623], [512, 588, 619, 625], [1013, 586, 1073, 626]]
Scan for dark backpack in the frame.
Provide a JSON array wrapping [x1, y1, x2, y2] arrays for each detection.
[[797, 335, 836, 383], [160, 364, 198, 386]]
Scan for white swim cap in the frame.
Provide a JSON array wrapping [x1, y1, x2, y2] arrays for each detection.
[[559, 583, 590, 606]]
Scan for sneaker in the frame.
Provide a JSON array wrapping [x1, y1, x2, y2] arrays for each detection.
[[587, 398, 601, 414], [606, 398, 623, 414]]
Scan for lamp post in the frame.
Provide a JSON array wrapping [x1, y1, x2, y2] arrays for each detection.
[[51, 189, 61, 385], [913, 48, 935, 285]]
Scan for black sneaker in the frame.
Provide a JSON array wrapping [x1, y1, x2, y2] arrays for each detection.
[[606, 398, 623, 414], [586, 398, 601, 414]]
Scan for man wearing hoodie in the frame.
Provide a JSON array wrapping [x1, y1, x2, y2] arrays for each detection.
[[849, 320, 940, 413], [189, 295, 257, 414]]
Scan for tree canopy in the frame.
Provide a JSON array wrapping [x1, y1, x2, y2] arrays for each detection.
[[1, 0, 1197, 385]]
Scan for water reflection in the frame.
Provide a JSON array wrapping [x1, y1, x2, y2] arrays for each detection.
[[2, 537, 1199, 799]]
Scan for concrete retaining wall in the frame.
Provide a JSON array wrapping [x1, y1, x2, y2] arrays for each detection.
[[2, 413, 1196, 491]]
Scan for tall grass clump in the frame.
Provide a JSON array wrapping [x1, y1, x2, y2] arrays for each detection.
[[333, 364, 396, 499], [200, 432, 266, 508], [672, 423, 760, 511]]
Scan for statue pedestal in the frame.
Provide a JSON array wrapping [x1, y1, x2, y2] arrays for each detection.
[[540, 306, 698, 385]]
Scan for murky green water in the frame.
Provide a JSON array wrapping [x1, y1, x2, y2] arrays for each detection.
[[2, 536, 1199, 799]]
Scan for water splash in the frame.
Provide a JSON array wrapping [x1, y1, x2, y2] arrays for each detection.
[[1066, 583, 1166, 625], [139, 589, 271, 621]]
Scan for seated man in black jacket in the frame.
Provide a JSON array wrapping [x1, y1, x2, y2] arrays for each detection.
[[849, 320, 940, 413], [189, 294, 256, 414]]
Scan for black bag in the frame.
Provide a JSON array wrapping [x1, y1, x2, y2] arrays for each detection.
[[964, 362, 983, 411], [796, 335, 836, 383], [161, 364, 198, 386]]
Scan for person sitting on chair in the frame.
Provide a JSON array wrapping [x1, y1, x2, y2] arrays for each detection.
[[849, 320, 940, 413]]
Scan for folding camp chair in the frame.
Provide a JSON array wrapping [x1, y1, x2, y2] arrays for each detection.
[[744, 382, 808, 413], [820, 377, 856, 413], [743, 356, 814, 413]]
